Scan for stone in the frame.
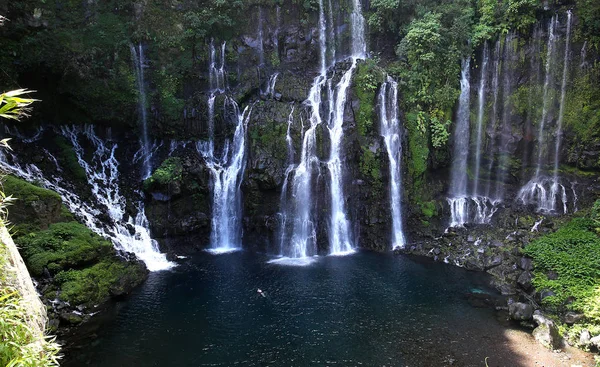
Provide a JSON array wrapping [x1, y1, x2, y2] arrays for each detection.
[[60, 311, 83, 325], [467, 235, 475, 243], [579, 329, 591, 346], [517, 271, 532, 290], [532, 311, 562, 350], [563, 311, 584, 325], [590, 335, 600, 348], [540, 289, 556, 301], [485, 255, 503, 269], [519, 257, 533, 271], [491, 240, 503, 247], [509, 302, 534, 321]]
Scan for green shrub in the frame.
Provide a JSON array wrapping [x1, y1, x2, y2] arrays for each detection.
[[523, 217, 600, 324]]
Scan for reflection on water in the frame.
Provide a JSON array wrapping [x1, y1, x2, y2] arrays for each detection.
[[63, 251, 508, 366]]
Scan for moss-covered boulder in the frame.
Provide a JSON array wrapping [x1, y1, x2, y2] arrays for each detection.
[[143, 157, 183, 197]]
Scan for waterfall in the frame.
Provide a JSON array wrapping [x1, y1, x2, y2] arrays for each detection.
[[379, 76, 406, 249], [197, 99, 252, 253], [552, 10, 572, 195], [484, 41, 501, 198], [447, 58, 471, 227], [328, 59, 357, 255], [327, 0, 366, 255], [472, 42, 489, 198], [130, 43, 152, 179], [276, 0, 365, 258], [534, 16, 557, 179], [263, 73, 279, 98], [350, 0, 367, 59], [257, 6, 265, 66], [494, 32, 516, 199], [273, 0, 327, 261], [518, 12, 572, 214], [0, 126, 174, 271], [202, 40, 253, 252], [209, 40, 227, 93]]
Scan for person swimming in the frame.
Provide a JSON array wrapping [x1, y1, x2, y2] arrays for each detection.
[[257, 289, 266, 298]]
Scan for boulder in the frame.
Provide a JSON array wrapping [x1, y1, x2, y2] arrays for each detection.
[[590, 335, 600, 349], [509, 302, 534, 321], [517, 271, 532, 290], [563, 311, 584, 325], [519, 257, 533, 271], [579, 329, 591, 346], [532, 311, 562, 350]]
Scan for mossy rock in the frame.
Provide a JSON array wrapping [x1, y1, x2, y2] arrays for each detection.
[[15, 221, 115, 277], [143, 157, 183, 193], [3, 175, 73, 231]]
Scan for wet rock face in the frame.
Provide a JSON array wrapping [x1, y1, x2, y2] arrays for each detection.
[[144, 151, 212, 252]]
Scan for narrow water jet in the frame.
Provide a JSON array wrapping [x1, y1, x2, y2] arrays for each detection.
[[130, 43, 152, 179], [379, 76, 406, 249]]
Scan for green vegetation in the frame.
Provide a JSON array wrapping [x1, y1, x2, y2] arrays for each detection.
[[144, 157, 183, 190], [564, 66, 600, 169], [354, 60, 384, 138], [0, 247, 60, 367], [524, 208, 600, 330]]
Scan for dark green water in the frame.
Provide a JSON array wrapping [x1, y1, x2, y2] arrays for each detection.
[[63, 251, 521, 367]]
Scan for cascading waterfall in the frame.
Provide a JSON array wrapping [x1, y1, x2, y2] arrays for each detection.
[[201, 40, 253, 252], [447, 58, 471, 227], [518, 12, 572, 214], [276, 0, 366, 258], [0, 126, 173, 271], [379, 76, 406, 249], [197, 99, 252, 253], [257, 6, 265, 66], [263, 73, 279, 98], [275, 0, 328, 262], [328, 59, 357, 254], [327, 0, 366, 255], [130, 43, 153, 179]]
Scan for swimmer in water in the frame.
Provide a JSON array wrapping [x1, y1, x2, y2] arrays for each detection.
[[257, 289, 266, 298]]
